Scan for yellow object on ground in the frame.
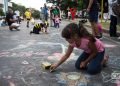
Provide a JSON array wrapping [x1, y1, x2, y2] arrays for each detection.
[[42, 62, 51, 69]]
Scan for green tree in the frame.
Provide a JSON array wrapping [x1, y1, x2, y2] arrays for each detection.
[[12, 2, 26, 15], [32, 10, 40, 19], [0, 9, 5, 16]]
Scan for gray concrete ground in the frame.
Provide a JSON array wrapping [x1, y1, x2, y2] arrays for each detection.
[[0, 19, 120, 86]]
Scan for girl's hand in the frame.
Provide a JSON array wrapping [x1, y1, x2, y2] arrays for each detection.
[[50, 63, 58, 72], [80, 61, 87, 68]]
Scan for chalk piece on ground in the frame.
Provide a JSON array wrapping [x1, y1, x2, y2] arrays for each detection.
[[42, 62, 51, 70]]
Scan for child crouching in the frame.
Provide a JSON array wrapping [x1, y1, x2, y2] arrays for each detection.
[[30, 21, 49, 34]]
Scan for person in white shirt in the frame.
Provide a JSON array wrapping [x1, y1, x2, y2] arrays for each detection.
[[108, 0, 118, 37], [15, 10, 21, 24], [68, 10, 71, 20]]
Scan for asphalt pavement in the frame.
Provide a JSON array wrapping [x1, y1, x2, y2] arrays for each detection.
[[0, 19, 120, 86]]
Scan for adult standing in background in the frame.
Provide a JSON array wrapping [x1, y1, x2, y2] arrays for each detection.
[[70, 7, 76, 20], [43, 4, 48, 22], [50, 6, 54, 27], [86, 0, 100, 38], [25, 9, 31, 28], [108, 0, 118, 37], [40, 7, 44, 21]]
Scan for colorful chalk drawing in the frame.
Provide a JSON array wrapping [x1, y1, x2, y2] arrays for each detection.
[[108, 56, 120, 70], [55, 72, 88, 86], [104, 44, 117, 48], [0, 42, 78, 62], [101, 70, 120, 85], [0, 51, 48, 58]]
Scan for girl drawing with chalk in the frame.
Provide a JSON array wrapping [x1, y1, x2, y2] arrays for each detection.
[[50, 23, 109, 75]]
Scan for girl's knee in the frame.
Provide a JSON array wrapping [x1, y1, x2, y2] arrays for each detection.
[[75, 62, 80, 70], [87, 66, 101, 75]]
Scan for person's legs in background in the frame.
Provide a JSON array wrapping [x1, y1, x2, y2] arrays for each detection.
[[89, 11, 101, 38], [27, 19, 30, 28], [109, 15, 118, 37]]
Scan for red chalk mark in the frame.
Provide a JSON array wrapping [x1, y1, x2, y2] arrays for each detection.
[[116, 80, 120, 86], [34, 52, 48, 56], [47, 56, 57, 60], [53, 53, 63, 58]]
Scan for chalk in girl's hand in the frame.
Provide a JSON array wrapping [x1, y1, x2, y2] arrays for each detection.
[[42, 62, 51, 70]]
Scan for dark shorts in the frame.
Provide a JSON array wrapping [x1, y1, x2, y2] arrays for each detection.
[[88, 11, 98, 22], [8, 22, 13, 26], [27, 18, 30, 21]]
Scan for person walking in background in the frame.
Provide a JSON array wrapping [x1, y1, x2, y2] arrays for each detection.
[[40, 7, 44, 21], [43, 4, 48, 22], [50, 6, 54, 27], [86, 0, 101, 38], [70, 7, 76, 20], [108, 0, 119, 37], [25, 9, 31, 28]]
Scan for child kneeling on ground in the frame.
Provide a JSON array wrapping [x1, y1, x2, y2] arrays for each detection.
[[50, 23, 108, 75], [30, 21, 49, 34]]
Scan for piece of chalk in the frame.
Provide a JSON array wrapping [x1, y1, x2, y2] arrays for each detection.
[[42, 62, 51, 70]]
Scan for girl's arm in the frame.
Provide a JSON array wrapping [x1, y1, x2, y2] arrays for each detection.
[[84, 41, 98, 63], [56, 45, 74, 67]]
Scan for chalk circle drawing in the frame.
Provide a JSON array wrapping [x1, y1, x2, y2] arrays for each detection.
[[21, 60, 29, 65], [101, 71, 112, 83], [67, 74, 80, 80], [108, 56, 120, 69], [101, 71, 120, 84], [55, 72, 88, 86]]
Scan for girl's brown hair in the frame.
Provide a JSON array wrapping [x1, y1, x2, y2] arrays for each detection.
[[62, 23, 96, 42]]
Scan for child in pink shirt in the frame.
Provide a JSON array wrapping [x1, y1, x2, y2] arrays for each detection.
[[55, 15, 60, 28], [50, 23, 108, 75]]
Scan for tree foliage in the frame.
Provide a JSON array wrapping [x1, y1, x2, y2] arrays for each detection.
[[12, 2, 40, 18], [46, 0, 83, 11], [12, 2, 26, 15], [0, 9, 5, 16], [32, 10, 40, 19]]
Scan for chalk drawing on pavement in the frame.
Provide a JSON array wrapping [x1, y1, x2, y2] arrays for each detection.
[[104, 44, 117, 48]]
